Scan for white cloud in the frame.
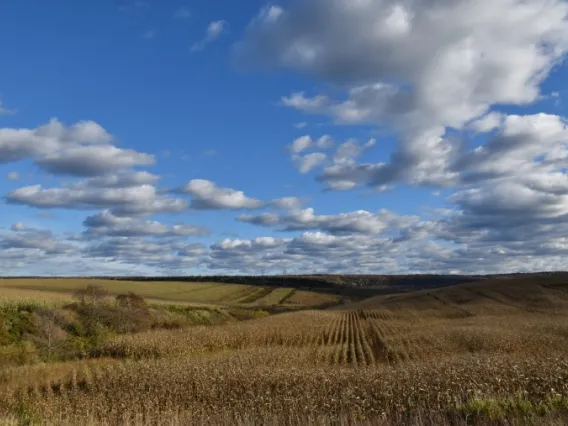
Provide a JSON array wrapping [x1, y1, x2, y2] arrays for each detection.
[[457, 114, 568, 183], [11, 222, 26, 232], [0, 119, 154, 178], [179, 179, 264, 210], [237, 0, 568, 189], [285, 137, 381, 189], [288, 135, 333, 154], [287, 135, 336, 174], [36, 144, 154, 177], [85, 237, 205, 270], [468, 112, 505, 133], [238, 208, 419, 235], [6, 171, 19, 181], [293, 152, 327, 173], [178, 179, 302, 211], [4, 1, 568, 276], [289, 135, 312, 154], [281, 92, 329, 112], [71, 172, 160, 189], [269, 196, 304, 211], [191, 20, 228, 52], [0, 224, 75, 255], [333, 138, 375, 165], [83, 210, 209, 237], [6, 183, 186, 216]]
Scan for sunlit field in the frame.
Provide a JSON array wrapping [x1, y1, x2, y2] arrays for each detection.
[[1, 276, 568, 425], [0, 279, 338, 308]]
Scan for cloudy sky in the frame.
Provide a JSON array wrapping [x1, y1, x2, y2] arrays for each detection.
[[1, 0, 568, 276]]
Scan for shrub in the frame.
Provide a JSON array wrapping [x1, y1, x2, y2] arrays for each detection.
[[0, 341, 39, 367]]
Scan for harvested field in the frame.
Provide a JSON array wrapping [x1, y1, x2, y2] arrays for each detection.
[[0, 279, 338, 308], [1, 276, 568, 425]]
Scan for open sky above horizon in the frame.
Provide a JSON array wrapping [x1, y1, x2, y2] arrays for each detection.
[[1, 0, 568, 276]]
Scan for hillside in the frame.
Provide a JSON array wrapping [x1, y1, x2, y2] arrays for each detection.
[[2, 273, 568, 424], [346, 273, 568, 314], [0, 278, 339, 309]]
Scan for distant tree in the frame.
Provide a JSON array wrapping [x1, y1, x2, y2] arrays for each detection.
[[31, 309, 68, 361], [73, 284, 109, 306], [72, 285, 110, 339], [116, 292, 147, 311], [115, 292, 151, 333]]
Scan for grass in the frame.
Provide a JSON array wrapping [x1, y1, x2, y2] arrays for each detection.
[[282, 289, 341, 306], [0, 278, 338, 308], [0, 287, 73, 304], [1, 276, 568, 424], [0, 289, 272, 368]]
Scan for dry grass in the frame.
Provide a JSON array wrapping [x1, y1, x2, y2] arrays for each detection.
[[1, 277, 568, 425], [0, 288, 72, 305], [0, 279, 338, 308], [282, 289, 340, 306], [248, 287, 294, 305]]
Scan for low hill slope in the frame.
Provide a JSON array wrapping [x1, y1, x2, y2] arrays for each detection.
[[0, 278, 339, 309], [345, 274, 568, 315]]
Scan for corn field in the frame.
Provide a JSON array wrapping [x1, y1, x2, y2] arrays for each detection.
[[2, 287, 568, 425]]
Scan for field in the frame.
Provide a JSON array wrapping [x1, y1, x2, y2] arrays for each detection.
[[1, 275, 568, 424], [0, 279, 338, 308]]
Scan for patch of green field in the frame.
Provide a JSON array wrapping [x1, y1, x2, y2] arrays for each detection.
[[237, 287, 275, 304], [253, 288, 295, 305]]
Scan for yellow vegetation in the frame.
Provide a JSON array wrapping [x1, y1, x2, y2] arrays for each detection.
[[1, 277, 568, 425], [0, 279, 338, 308]]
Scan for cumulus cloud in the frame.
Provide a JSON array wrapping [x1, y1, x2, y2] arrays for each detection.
[[191, 20, 228, 52], [4, 1, 568, 276], [287, 135, 334, 173], [333, 138, 375, 165], [70, 171, 160, 189], [207, 220, 568, 275], [457, 114, 568, 183], [178, 179, 264, 210], [468, 112, 505, 133], [238, 208, 419, 235], [269, 196, 304, 211], [85, 237, 206, 270], [207, 231, 435, 274], [178, 179, 302, 211], [6, 183, 186, 216], [36, 145, 154, 177], [0, 118, 153, 177], [0, 223, 75, 255], [83, 210, 209, 238], [288, 137, 382, 190], [293, 152, 327, 174], [237, 0, 568, 190], [288, 135, 333, 154]]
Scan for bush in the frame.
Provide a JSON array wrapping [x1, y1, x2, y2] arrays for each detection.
[[73, 284, 109, 306], [0, 341, 39, 367]]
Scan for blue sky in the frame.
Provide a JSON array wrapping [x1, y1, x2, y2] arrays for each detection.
[[1, 0, 568, 276]]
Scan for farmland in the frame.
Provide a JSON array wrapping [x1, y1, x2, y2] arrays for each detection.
[[1, 275, 568, 424], [0, 278, 339, 308]]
